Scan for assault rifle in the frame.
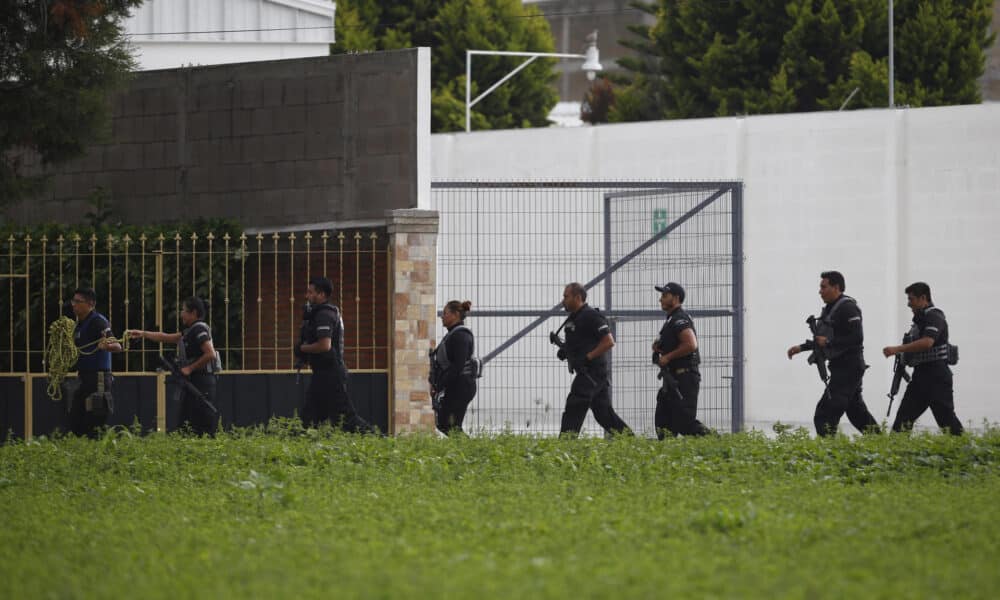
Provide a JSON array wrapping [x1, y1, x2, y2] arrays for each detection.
[[428, 348, 443, 414], [159, 354, 219, 416], [805, 315, 829, 385], [431, 387, 444, 414], [886, 353, 910, 417], [658, 366, 682, 403], [294, 303, 312, 384]]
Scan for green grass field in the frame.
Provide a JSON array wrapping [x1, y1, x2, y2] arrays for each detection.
[[2, 424, 999, 598]]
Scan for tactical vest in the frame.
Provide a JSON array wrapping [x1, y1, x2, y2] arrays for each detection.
[[429, 325, 482, 388], [657, 309, 701, 369], [816, 295, 857, 360], [306, 304, 347, 372], [902, 307, 958, 367], [179, 321, 222, 373]]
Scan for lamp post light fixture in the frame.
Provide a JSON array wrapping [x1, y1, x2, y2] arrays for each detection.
[[465, 30, 602, 132]]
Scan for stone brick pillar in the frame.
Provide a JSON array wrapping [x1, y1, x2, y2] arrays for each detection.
[[386, 209, 439, 434]]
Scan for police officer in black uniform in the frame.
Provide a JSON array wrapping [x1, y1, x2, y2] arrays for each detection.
[[554, 282, 631, 436], [429, 299, 478, 435], [653, 282, 711, 438], [883, 282, 963, 435], [295, 276, 373, 433], [131, 296, 219, 435], [787, 271, 880, 436], [69, 287, 121, 437]]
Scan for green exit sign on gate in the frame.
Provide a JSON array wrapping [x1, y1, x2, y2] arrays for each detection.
[[652, 209, 668, 234]]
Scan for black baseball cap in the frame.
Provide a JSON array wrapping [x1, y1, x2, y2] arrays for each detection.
[[655, 282, 685, 303]]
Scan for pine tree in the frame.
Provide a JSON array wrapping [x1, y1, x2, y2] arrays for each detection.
[[613, 0, 995, 121], [1, 0, 143, 206]]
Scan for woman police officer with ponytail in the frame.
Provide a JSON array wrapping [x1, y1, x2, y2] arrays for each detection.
[[429, 300, 479, 435], [130, 296, 220, 435]]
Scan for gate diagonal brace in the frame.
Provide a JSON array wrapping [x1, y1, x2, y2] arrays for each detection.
[[480, 186, 733, 365]]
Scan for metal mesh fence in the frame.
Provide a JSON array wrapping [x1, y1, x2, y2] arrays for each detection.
[[433, 182, 743, 437]]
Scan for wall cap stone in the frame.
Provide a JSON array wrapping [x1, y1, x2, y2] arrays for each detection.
[[386, 209, 439, 234]]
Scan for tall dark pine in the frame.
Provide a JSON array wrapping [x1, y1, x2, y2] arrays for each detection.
[[1, 0, 144, 206]]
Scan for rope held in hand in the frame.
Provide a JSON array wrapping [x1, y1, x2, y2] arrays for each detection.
[[45, 316, 130, 401]]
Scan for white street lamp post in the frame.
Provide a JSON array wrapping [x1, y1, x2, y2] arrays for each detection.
[[888, 0, 895, 108], [465, 32, 602, 132]]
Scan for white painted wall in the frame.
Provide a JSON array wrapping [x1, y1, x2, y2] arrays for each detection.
[[416, 47, 432, 210], [431, 104, 1000, 432], [124, 0, 335, 71]]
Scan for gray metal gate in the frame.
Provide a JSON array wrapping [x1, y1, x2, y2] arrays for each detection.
[[432, 182, 743, 436]]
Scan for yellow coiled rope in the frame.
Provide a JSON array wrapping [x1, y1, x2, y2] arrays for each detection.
[[45, 316, 130, 401]]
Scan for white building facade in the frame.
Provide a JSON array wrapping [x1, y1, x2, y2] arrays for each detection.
[[123, 0, 336, 71]]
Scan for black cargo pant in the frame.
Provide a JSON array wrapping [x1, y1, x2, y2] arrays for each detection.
[[559, 369, 631, 436], [178, 372, 218, 436], [655, 368, 710, 439], [69, 370, 111, 438], [303, 368, 374, 433], [814, 357, 880, 436], [436, 376, 477, 436], [891, 362, 963, 435]]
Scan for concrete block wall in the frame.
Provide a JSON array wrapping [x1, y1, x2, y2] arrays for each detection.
[[6, 49, 428, 229]]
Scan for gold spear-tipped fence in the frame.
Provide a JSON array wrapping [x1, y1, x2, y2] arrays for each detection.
[[0, 227, 391, 376]]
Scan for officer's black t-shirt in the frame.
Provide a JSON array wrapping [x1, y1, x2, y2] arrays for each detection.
[[657, 307, 700, 370], [307, 304, 347, 373], [563, 304, 610, 370], [74, 311, 112, 371], [181, 321, 213, 371]]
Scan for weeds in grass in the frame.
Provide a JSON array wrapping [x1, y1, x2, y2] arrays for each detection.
[[2, 425, 999, 598]]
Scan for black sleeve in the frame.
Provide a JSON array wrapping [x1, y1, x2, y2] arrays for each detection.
[[670, 315, 694, 335], [440, 329, 474, 390], [921, 311, 946, 342], [192, 323, 212, 344], [89, 315, 111, 340], [831, 302, 863, 349], [313, 310, 338, 340], [587, 310, 611, 342]]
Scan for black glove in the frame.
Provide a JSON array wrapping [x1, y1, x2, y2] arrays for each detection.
[[549, 332, 562, 346], [651, 351, 661, 366], [557, 347, 567, 361]]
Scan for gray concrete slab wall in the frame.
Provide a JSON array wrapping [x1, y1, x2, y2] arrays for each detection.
[[6, 49, 424, 228]]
